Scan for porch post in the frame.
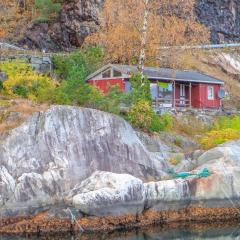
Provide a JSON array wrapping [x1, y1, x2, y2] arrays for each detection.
[[173, 80, 176, 109], [189, 82, 192, 108]]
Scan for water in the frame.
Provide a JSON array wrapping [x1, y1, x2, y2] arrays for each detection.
[[1, 222, 240, 240]]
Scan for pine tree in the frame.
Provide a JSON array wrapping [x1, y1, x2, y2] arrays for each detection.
[[34, 0, 61, 22]]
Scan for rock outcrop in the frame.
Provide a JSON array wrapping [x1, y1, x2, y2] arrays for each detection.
[[0, 105, 168, 216], [20, 0, 104, 51], [1, 105, 240, 233], [18, 0, 240, 51], [67, 140, 240, 217], [196, 0, 240, 43]]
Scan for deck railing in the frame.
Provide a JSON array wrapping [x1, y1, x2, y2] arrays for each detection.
[[152, 97, 191, 109]]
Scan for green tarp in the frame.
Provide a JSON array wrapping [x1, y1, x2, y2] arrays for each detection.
[[158, 82, 169, 89]]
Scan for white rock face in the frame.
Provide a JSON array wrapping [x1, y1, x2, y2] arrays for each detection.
[[213, 53, 240, 75], [68, 171, 145, 216], [1, 105, 240, 218], [0, 106, 168, 215], [67, 141, 240, 216]]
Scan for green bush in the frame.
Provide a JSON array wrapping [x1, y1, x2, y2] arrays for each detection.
[[214, 116, 240, 131], [53, 46, 104, 80], [124, 73, 151, 104], [0, 60, 55, 101], [127, 100, 172, 132], [49, 66, 103, 106], [49, 46, 105, 106], [35, 0, 61, 22], [150, 113, 173, 132], [200, 115, 240, 149], [200, 128, 240, 150], [93, 85, 126, 115]]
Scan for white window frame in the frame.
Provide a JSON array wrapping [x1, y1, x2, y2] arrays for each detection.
[[102, 69, 112, 78], [113, 69, 122, 77], [207, 86, 214, 100]]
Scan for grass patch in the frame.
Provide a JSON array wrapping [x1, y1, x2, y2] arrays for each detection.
[[173, 115, 209, 138], [0, 100, 11, 107], [200, 129, 240, 150], [200, 116, 240, 149]]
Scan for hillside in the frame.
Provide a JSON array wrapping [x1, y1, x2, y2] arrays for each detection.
[[1, 105, 240, 233], [164, 49, 240, 109], [1, 0, 240, 51], [2, 1, 240, 236]]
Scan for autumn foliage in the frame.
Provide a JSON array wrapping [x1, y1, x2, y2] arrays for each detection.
[[86, 0, 210, 64], [0, 0, 35, 39]]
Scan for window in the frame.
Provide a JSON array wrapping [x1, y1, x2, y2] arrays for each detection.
[[125, 81, 131, 93], [102, 69, 111, 78], [113, 70, 122, 77], [208, 86, 214, 100]]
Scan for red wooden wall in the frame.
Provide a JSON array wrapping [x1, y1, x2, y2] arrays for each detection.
[[191, 83, 221, 108], [88, 78, 222, 109], [174, 83, 221, 108], [88, 79, 125, 94]]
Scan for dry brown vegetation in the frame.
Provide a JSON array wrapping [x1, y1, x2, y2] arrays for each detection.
[[173, 115, 210, 139], [0, 0, 35, 40], [0, 95, 48, 134], [1, 206, 240, 234], [153, 45, 240, 111], [86, 0, 210, 64]]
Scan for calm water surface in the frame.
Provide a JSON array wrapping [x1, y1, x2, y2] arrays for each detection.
[[2, 222, 240, 240]]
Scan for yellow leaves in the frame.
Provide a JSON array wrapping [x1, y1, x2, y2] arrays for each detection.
[[0, 0, 35, 38], [127, 100, 154, 130], [200, 116, 240, 149], [0, 60, 55, 100], [0, 29, 7, 38], [86, 0, 210, 64], [200, 129, 240, 150]]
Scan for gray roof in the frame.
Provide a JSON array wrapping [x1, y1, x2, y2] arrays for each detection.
[[87, 64, 224, 85]]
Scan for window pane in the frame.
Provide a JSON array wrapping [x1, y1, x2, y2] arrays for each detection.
[[208, 86, 214, 100], [158, 83, 172, 100], [113, 70, 122, 77], [125, 81, 131, 93], [102, 69, 111, 78]]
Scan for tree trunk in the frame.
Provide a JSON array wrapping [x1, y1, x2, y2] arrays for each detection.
[[138, 0, 150, 85]]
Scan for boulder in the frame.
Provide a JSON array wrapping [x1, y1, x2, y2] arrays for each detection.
[[197, 140, 240, 167], [68, 171, 145, 216], [67, 141, 240, 216], [196, 0, 240, 43], [0, 72, 7, 82], [20, 0, 104, 51], [18, 0, 240, 51], [0, 105, 168, 216], [1, 105, 240, 221]]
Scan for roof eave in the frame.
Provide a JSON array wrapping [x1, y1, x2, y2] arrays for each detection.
[[147, 77, 224, 85], [86, 63, 113, 81]]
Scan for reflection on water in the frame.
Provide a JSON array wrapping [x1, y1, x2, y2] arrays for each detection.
[[2, 222, 240, 240]]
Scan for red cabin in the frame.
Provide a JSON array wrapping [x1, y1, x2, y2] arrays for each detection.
[[87, 64, 225, 109]]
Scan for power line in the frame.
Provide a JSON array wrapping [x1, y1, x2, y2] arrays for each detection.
[[0, 42, 24, 51], [157, 43, 240, 50]]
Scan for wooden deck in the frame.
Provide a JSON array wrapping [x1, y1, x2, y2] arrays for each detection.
[[152, 97, 192, 110]]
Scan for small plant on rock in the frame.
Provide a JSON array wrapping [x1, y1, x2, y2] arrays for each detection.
[[200, 128, 240, 150], [127, 100, 172, 132], [34, 0, 61, 22]]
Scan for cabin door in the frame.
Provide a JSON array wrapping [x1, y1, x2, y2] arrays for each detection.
[[180, 84, 186, 105], [150, 83, 158, 100]]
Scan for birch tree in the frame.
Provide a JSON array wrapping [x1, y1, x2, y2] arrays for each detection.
[[138, 0, 150, 84], [86, 0, 210, 65]]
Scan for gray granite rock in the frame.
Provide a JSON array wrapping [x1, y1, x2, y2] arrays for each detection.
[[68, 141, 240, 216], [0, 105, 168, 216], [1, 105, 240, 218], [18, 0, 240, 51]]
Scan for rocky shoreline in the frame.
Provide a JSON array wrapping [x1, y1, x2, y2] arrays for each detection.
[[1, 206, 240, 235], [1, 106, 240, 235]]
